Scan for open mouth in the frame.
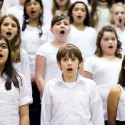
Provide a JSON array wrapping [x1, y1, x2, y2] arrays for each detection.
[[31, 10, 36, 14], [67, 68, 73, 71], [0, 53, 3, 58], [119, 19, 122, 23], [108, 46, 113, 48], [6, 32, 12, 36], [77, 16, 82, 19], [60, 30, 65, 35]]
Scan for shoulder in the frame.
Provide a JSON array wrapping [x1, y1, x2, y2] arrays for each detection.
[[85, 26, 97, 33], [109, 85, 121, 99], [79, 75, 96, 87]]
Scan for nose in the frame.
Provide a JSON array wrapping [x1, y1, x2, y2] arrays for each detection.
[[8, 24, 12, 29], [68, 59, 72, 65], [109, 39, 113, 44]]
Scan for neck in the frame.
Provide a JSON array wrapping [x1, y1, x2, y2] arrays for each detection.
[[114, 24, 125, 31], [28, 19, 39, 27], [51, 39, 67, 48], [73, 22, 85, 30], [0, 65, 4, 78], [63, 73, 77, 82], [102, 54, 117, 60], [59, 6, 66, 12]]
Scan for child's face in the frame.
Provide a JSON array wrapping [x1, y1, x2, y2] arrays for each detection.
[[57, 55, 80, 82], [100, 31, 117, 56], [0, 38, 8, 67], [1, 17, 18, 42], [55, 0, 68, 7], [51, 18, 70, 42], [71, 3, 86, 24], [26, 0, 42, 20], [112, 6, 125, 27]]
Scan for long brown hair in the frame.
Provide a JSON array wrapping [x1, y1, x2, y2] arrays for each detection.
[[95, 25, 122, 58], [0, 14, 21, 63], [0, 34, 21, 90]]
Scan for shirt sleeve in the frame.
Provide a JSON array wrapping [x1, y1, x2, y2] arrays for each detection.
[[41, 81, 52, 125], [19, 73, 33, 106], [21, 48, 32, 95], [36, 43, 47, 58], [89, 81, 104, 125], [84, 56, 94, 73]]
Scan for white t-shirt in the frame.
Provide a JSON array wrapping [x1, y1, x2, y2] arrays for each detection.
[[68, 25, 97, 61], [13, 48, 31, 93], [36, 42, 62, 83], [6, 4, 24, 26], [84, 55, 122, 120], [88, 1, 111, 33], [42, 0, 89, 25], [0, 73, 32, 125], [117, 84, 125, 121], [21, 25, 50, 76], [41, 74, 104, 125]]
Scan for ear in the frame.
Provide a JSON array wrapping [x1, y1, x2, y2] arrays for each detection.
[[78, 61, 83, 69], [50, 27, 54, 34], [57, 61, 62, 69]]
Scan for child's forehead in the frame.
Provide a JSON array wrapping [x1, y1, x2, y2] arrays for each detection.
[[63, 53, 76, 58]]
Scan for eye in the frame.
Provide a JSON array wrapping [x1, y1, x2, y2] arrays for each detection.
[[72, 58, 76, 61], [62, 58, 67, 62], [0, 43, 8, 49], [11, 24, 17, 28], [3, 23, 8, 26]]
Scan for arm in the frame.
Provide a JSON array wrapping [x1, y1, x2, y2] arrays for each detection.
[[19, 104, 29, 125], [35, 55, 46, 94], [107, 86, 121, 125], [84, 71, 92, 79]]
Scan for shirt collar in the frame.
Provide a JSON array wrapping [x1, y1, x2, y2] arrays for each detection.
[[57, 73, 84, 85]]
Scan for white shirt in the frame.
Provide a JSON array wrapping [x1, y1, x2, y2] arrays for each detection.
[[36, 42, 62, 83], [88, 1, 111, 33], [6, 4, 24, 26], [68, 25, 97, 61], [117, 84, 125, 121], [13, 48, 32, 94], [21, 25, 50, 76], [41, 74, 104, 125], [84, 55, 122, 120], [115, 27, 125, 55], [0, 73, 32, 125]]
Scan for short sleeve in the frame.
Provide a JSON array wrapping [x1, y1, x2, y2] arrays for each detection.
[[36, 43, 48, 58], [84, 56, 95, 73], [18, 73, 33, 106]]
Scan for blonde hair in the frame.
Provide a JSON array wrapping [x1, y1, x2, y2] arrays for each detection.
[[110, 2, 125, 24], [0, 14, 21, 63]]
